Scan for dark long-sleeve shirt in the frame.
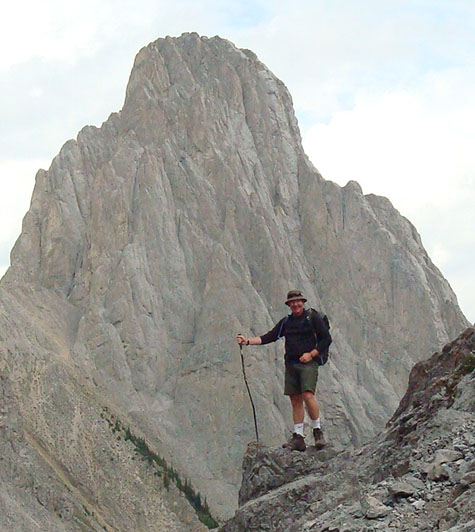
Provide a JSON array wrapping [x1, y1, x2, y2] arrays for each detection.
[[260, 308, 332, 364]]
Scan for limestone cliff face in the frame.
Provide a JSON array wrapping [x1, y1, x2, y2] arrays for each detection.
[[0, 32, 469, 525]]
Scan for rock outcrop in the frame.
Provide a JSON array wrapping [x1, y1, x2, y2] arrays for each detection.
[[220, 327, 475, 531], [0, 32, 469, 527]]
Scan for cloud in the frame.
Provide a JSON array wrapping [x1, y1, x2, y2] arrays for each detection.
[[0, 0, 473, 324], [301, 83, 475, 322], [0, 0, 271, 71], [1, 0, 107, 70], [0, 159, 44, 278], [303, 84, 475, 208], [229, 0, 475, 122]]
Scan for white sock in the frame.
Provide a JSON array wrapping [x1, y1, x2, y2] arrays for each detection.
[[311, 418, 321, 429], [293, 423, 304, 436]]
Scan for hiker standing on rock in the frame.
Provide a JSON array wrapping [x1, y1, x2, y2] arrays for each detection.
[[236, 290, 332, 451]]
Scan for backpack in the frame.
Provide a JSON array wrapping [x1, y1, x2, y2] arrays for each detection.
[[277, 308, 331, 366]]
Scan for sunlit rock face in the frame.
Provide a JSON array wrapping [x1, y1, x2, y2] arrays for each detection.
[[0, 32, 469, 524]]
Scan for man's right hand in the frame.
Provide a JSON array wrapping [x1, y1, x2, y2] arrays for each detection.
[[236, 334, 248, 346]]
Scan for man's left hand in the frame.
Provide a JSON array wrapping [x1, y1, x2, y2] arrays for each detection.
[[299, 352, 313, 363]]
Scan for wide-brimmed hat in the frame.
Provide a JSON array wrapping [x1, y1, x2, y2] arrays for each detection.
[[285, 289, 307, 306]]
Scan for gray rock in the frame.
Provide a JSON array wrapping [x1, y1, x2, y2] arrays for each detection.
[[460, 471, 475, 486], [389, 481, 417, 497], [362, 495, 392, 519], [438, 508, 459, 530], [445, 520, 475, 532], [434, 449, 464, 465], [411, 499, 426, 510], [427, 463, 451, 481], [389, 476, 424, 498], [238, 441, 331, 505], [416, 460, 433, 474]]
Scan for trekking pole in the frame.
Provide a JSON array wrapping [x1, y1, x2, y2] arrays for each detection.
[[239, 342, 259, 442]]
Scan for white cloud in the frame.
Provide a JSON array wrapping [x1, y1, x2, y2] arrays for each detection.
[[229, 1, 475, 122], [303, 86, 475, 209], [0, 159, 46, 265], [0, 0, 246, 71], [28, 87, 44, 98], [1, 1, 104, 69], [431, 244, 451, 269], [301, 81, 475, 322], [0, 0, 473, 324]]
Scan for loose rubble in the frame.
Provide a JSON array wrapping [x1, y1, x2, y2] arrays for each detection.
[[220, 327, 475, 531]]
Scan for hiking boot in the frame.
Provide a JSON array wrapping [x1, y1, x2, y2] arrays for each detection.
[[313, 428, 326, 449], [282, 432, 306, 451]]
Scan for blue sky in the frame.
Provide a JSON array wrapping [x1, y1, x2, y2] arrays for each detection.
[[0, 0, 473, 322]]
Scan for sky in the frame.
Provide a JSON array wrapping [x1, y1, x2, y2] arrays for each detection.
[[0, 0, 473, 322]]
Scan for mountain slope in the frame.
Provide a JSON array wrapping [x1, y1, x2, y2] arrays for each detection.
[[0, 286, 211, 531], [220, 327, 475, 531], [0, 32, 469, 523]]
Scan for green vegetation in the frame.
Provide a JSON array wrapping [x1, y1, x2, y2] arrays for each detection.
[[443, 351, 475, 402], [460, 352, 475, 376], [102, 410, 218, 529]]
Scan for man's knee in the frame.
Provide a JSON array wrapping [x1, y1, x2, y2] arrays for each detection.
[[302, 390, 315, 402], [290, 393, 303, 405]]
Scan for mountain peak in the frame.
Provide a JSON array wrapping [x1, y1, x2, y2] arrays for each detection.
[[0, 33, 469, 526]]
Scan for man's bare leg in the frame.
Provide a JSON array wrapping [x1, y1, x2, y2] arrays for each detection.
[[302, 390, 320, 420], [290, 393, 304, 423], [303, 390, 325, 448], [282, 393, 307, 450]]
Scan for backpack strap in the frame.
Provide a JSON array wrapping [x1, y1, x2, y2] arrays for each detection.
[[308, 308, 330, 331], [277, 314, 291, 339], [307, 308, 332, 366], [306, 308, 320, 336]]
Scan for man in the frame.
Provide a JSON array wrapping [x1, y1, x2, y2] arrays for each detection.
[[236, 290, 332, 451]]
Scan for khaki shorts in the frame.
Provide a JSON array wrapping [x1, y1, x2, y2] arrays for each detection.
[[284, 359, 319, 396]]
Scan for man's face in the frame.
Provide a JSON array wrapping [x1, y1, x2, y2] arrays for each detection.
[[288, 299, 305, 314]]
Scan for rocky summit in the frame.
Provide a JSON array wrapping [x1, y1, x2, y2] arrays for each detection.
[[0, 32, 470, 529], [220, 327, 475, 532]]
